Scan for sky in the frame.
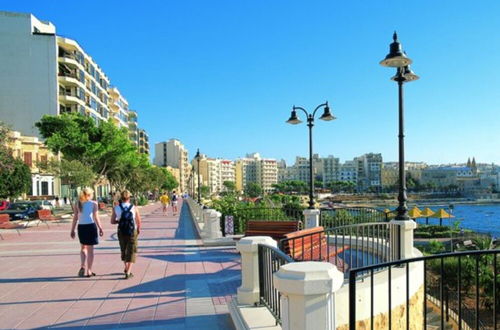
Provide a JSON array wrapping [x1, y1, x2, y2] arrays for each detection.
[[3, 1, 500, 165]]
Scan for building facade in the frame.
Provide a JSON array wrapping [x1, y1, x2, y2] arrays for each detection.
[[235, 153, 278, 193], [0, 11, 148, 153], [7, 131, 61, 198], [154, 139, 191, 193]]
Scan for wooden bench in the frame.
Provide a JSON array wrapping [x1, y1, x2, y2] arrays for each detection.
[[244, 220, 299, 241], [280, 226, 349, 270], [36, 209, 61, 227], [0, 214, 25, 239]]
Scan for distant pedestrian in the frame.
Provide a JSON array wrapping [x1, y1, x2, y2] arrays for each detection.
[[171, 190, 178, 215], [159, 192, 170, 215], [63, 196, 68, 205], [55, 196, 60, 207], [70, 188, 104, 277], [110, 190, 142, 279]]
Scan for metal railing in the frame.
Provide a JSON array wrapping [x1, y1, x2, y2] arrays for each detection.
[[221, 207, 304, 235], [348, 250, 499, 330], [258, 243, 294, 325], [320, 207, 388, 228], [279, 222, 401, 274]]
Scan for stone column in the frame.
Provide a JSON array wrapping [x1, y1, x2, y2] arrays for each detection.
[[236, 236, 277, 305], [303, 209, 320, 228], [202, 208, 222, 239], [390, 220, 417, 259], [274, 262, 344, 330]]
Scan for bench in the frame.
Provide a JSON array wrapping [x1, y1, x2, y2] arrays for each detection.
[[0, 214, 25, 239], [36, 209, 61, 227], [245, 220, 300, 241], [280, 226, 349, 270]]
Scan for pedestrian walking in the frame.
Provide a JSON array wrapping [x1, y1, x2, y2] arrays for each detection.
[[171, 190, 178, 215], [70, 187, 104, 277], [159, 192, 169, 215], [110, 190, 142, 279]]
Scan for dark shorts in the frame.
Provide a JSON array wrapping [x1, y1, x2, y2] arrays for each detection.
[[78, 223, 98, 245], [118, 231, 138, 263]]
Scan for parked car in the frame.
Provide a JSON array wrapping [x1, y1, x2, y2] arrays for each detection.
[[32, 200, 54, 210], [0, 202, 38, 220], [0, 200, 9, 211]]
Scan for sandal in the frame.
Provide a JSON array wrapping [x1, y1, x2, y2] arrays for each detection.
[[124, 273, 134, 279], [78, 268, 85, 277]]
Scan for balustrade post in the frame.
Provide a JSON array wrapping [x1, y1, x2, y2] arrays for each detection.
[[274, 261, 343, 330], [236, 236, 277, 305], [202, 208, 222, 239], [303, 209, 320, 228], [390, 220, 416, 259]]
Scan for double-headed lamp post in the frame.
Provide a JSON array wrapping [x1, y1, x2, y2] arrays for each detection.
[[380, 32, 419, 220], [195, 149, 201, 203], [286, 102, 336, 209]]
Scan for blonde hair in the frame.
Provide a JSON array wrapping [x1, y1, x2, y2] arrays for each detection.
[[120, 189, 131, 202], [77, 187, 94, 211]]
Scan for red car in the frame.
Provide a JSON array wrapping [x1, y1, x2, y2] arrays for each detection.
[[0, 201, 9, 211]]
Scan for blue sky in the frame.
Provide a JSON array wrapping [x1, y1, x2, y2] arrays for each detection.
[[4, 1, 500, 165]]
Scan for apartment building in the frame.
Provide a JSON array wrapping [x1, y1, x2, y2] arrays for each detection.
[[0, 11, 148, 151], [7, 130, 60, 198], [154, 139, 191, 193], [138, 129, 150, 155], [220, 160, 236, 188], [235, 153, 278, 193], [355, 153, 383, 192], [320, 155, 341, 186]]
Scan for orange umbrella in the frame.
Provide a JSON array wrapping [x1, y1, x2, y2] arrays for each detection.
[[431, 208, 455, 226], [420, 208, 434, 225]]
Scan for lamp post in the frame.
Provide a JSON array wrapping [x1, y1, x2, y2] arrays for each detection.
[[286, 102, 336, 209], [380, 32, 419, 220], [195, 149, 201, 203]]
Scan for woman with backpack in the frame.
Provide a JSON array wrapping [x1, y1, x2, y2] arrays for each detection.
[[171, 190, 178, 215], [70, 187, 104, 277], [110, 190, 142, 279]]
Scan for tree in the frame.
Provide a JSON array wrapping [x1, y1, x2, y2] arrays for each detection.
[[245, 182, 263, 198], [200, 185, 210, 198], [38, 159, 95, 200], [0, 122, 32, 199], [223, 181, 236, 192], [0, 157, 31, 199], [36, 114, 138, 186], [159, 167, 178, 192]]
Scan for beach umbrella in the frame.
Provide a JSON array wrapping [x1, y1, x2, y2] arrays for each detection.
[[420, 208, 434, 225], [408, 206, 422, 220], [383, 209, 396, 220], [431, 208, 455, 226]]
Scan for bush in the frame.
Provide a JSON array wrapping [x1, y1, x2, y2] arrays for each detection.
[[137, 196, 148, 206]]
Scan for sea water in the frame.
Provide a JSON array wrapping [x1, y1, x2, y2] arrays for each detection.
[[413, 203, 500, 238]]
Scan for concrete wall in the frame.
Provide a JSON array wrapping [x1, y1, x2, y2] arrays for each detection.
[[0, 11, 58, 137]]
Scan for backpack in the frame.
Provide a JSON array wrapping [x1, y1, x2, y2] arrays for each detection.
[[172, 194, 177, 201], [118, 203, 135, 236]]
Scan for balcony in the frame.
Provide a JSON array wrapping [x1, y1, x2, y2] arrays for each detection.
[[57, 54, 82, 69], [58, 92, 85, 107]]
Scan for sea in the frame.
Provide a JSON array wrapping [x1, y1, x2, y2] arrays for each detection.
[[410, 203, 500, 238]]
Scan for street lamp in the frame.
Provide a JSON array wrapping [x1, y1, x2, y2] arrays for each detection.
[[380, 32, 419, 220], [195, 149, 201, 203], [286, 102, 336, 209]]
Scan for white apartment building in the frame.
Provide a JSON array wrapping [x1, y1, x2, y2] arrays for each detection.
[[0, 11, 148, 148], [235, 153, 278, 193], [220, 160, 236, 188], [154, 139, 191, 193], [340, 160, 358, 183]]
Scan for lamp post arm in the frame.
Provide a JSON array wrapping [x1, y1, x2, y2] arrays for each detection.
[[293, 106, 309, 117], [312, 102, 328, 118]]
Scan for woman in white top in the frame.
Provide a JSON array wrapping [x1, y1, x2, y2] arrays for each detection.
[[70, 188, 104, 277]]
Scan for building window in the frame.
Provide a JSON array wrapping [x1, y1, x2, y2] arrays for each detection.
[[41, 182, 49, 196], [24, 152, 32, 167]]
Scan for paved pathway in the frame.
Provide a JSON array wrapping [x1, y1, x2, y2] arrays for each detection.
[[0, 200, 240, 329]]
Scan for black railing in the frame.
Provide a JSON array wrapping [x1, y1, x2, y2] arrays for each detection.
[[348, 250, 499, 330], [258, 243, 294, 325], [320, 207, 388, 228], [221, 207, 304, 235], [279, 222, 401, 275]]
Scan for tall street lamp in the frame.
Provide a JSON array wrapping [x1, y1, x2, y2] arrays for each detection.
[[286, 102, 336, 209], [380, 32, 419, 220], [195, 149, 201, 203]]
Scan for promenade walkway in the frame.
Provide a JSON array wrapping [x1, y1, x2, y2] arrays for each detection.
[[0, 200, 240, 329]]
